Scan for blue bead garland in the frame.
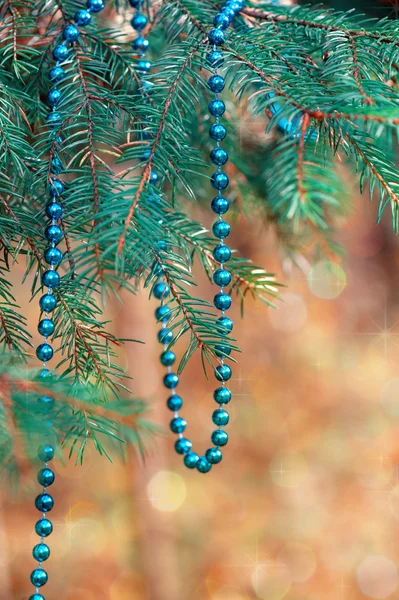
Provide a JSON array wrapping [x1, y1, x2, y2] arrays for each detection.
[[30, 3, 106, 598]]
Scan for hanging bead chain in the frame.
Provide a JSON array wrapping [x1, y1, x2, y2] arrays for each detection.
[[151, 0, 245, 474], [30, 3, 106, 599]]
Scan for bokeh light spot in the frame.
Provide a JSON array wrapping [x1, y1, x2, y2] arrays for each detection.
[[251, 563, 291, 600], [269, 453, 308, 489], [381, 379, 399, 417], [268, 292, 307, 332], [277, 542, 316, 582], [356, 555, 398, 599], [147, 470, 186, 512], [307, 261, 347, 299]]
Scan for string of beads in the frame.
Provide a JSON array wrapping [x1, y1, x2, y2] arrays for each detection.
[[30, 3, 106, 599]]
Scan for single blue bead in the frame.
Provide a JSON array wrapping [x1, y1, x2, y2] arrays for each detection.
[[47, 112, 62, 128], [138, 60, 151, 72], [63, 25, 79, 42], [215, 364, 232, 381], [38, 468, 55, 487], [213, 244, 231, 263], [208, 99, 225, 117], [45, 224, 62, 243], [215, 344, 232, 358], [39, 294, 57, 312], [38, 444, 54, 461], [211, 172, 229, 191], [213, 387, 231, 404], [175, 437, 192, 454], [42, 270, 60, 288], [29, 595, 45, 600], [196, 457, 212, 473], [210, 147, 228, 166], [35, 518, 53, 537], [53, 44, 69, 62], [157, 240, 167, 251], [211, 429, 229, 446], [38, 395, 54, 409], [211, 196, 229, 214], [132, 36, 149, 51], [212, 408, 229, 426], [49, 179, 64, 197], [51, 157, 63, 174], [209, 124, 226, 142], [158, 328, 173, 344], [205, 447, 223, 464], [38, 368, 52, 379], [33, 543, 50, 562], [208, 74, 225, 93], [149, 171, 159, 185], [141, 148, 151, 160], [129, 0, 142, 6], [170, 417, 187, 434], [217, 316, 233, 333], [38, 319, 55, 336], [153, 282, 170, 299], [44, 247, 63, 266], [208, 28, 225, 46], [160, 350, 176, 366], [155, 305, 171, 322], [221, 7, 235, 19], [212, 221, 230, 239], [164, 373, 179, 388], [132, 14, 148, 30], [49, 66, 64, 83], [206, 51, 224, 68], [184, 452, 199, 468], [213, 268, 232, 287], [214, 292, 232, 310], [36, 344, 54, 362], [228, 1, 242, 13], [214, 12, 230, 29], [87, 0, 104, 11], [74, 9, 92, 25], [30, 569, 48, 588], [35, 493, 54, 512], [47, 89, 61, 107], [45, 202, 63, 220], [167, 394, 183, 411]]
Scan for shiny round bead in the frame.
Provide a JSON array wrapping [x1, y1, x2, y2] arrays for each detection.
[[210, 147, 228, 166], [170, 417, 187, 434], [30, 569, 48, 588], [209, 124, 226, 141], [213, 386, 231, 404], [87, 0, 104, 11], [205, 447, 223, 464], [221, 6, 235, 19], [36, 344, 53, 362], [38, 468, 55, 487], [213, 268, 232, 287], [45, 201, 63, 220], [208, 99, 225, 117], [38, 444, 54, 461], [33, 543, 50, 562], [206, 51, 224, 68], [49, 178, 64, 197], [35, 493, 54, 513], [149, 171, 159, 185], [211, 172, 229, 190], [155, 305, 171, 322], [38, 319, 55, 336], [74, 9, 92, 25], [229, 1, 242, 12], [164, 373, 179, 389], [44, 247, 63, 265], [214, 12, 230, 29], [184, 452, 199, 468], [132, 14, 148, 30], [35, 518, 53, 537], [29, 595, 45, 600], [196, 457, 212, 473], [212, 408, 229, 426], [208, 74, 225, 93], [42, 270, 60, 288], [138, 60, 151, 73], [212, 220, 230, 239], [160, 350, 175, 366], [217, 316, 233, 333], [38, 368, 52, 379], [47, 89, 61, 107], [45, 224, 62, 243], [47, 112, 62, 128], [215, 364, 232, 381], [129, 0, 142, 6], [153, 282, 170, 299], [211, 196, 229, 214], [167, 394, 183, 411], [214, 292, 232, 310], [132, 36, 149, 51], [158, 328, 173, 344], [63, 25, 79, 42], [175, 437, 192, 454], [51, 157, 63, 174], [208, 28, 225, 46], [53, 44, 69, 62], [215, 344, 231, 358], [49, 66, 64, 83], [211, 429, 228, 446], [38, 395, 54, 409], [213, 244, 231, 263], [39, 294, 56, 312]]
